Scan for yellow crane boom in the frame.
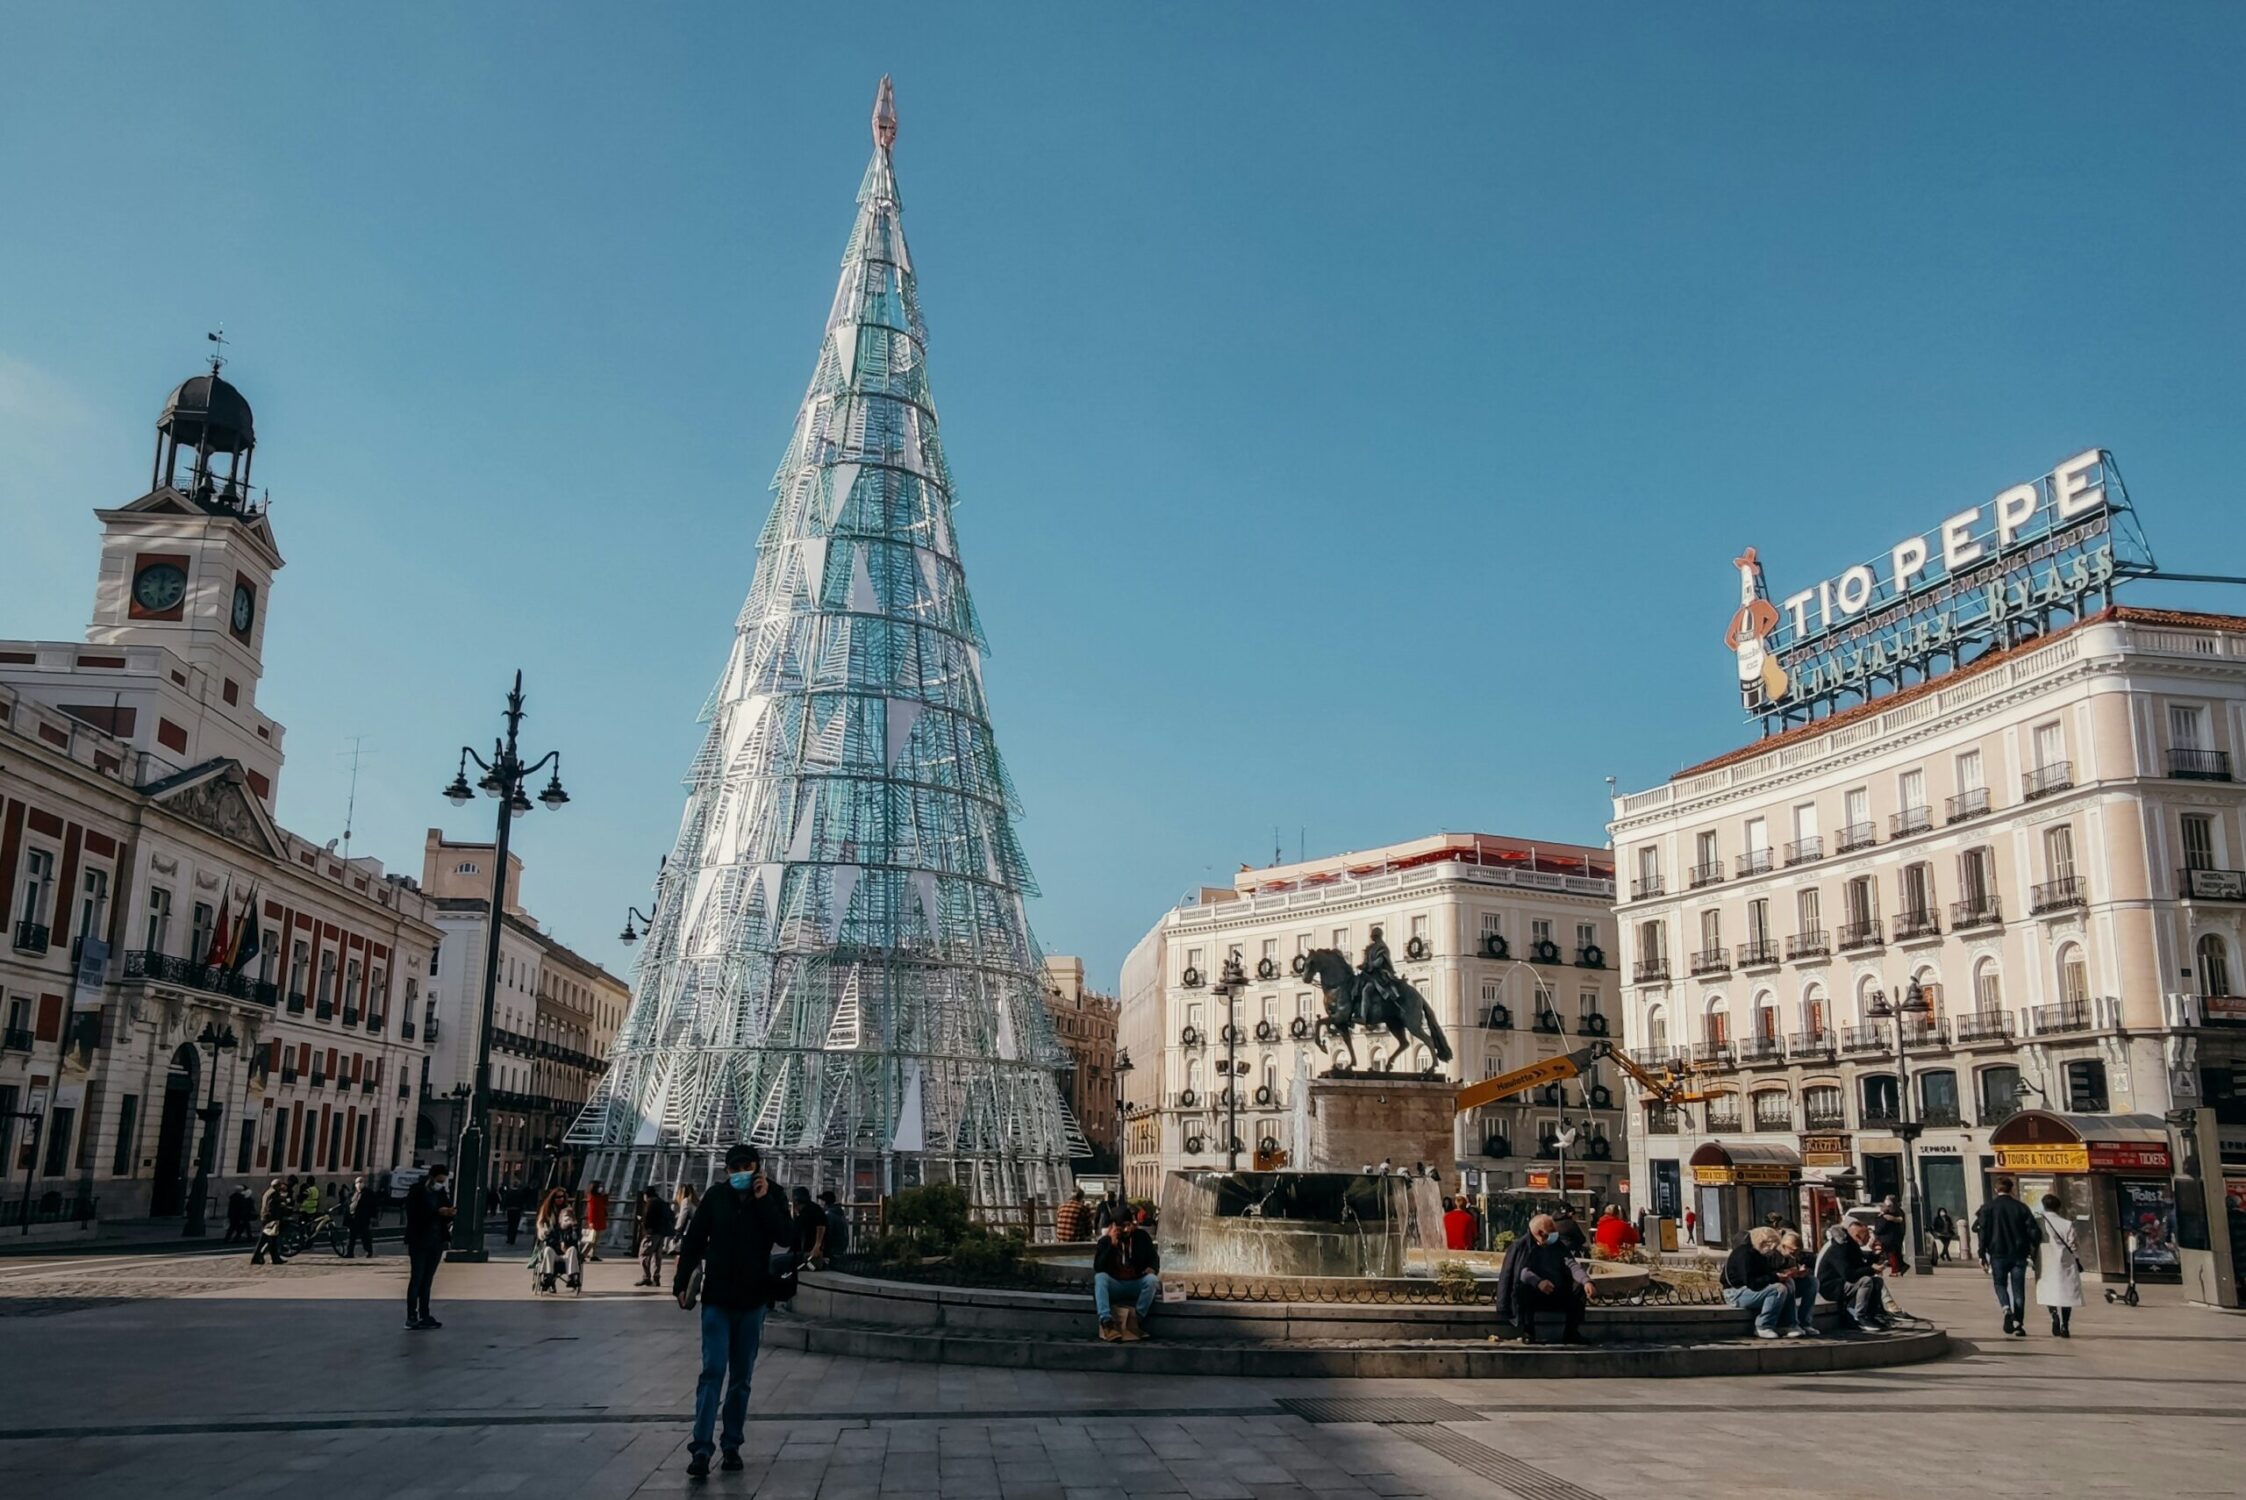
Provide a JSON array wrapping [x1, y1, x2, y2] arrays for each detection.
[[1451, 1038, 1715, 1114]]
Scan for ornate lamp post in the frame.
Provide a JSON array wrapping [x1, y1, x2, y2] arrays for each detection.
[[181, 1020, 239, 1237], [1113, 1048, 1134, 1193], [618, 906, 656, 945], [438, 670, 569, 1263], [1868, 978, 1934, 1273]]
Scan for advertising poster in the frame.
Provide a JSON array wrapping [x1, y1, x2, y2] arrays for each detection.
[[2118, 1180, 2179, 1270]]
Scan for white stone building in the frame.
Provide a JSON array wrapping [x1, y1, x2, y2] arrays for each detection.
[[0, 367, 436, 1225], [1118, 832, 1623, 1202], [1612, 606, 2246, 1297]]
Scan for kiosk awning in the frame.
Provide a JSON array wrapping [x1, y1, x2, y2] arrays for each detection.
[[1988, 1110, 2171, 1174], [1688, 1140, 1801, 1185]]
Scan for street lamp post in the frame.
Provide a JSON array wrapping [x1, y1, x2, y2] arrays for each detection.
[[1211, 955, 1247, 1173], [439, 670, 569, 1263], [1113, 1047, 1134, 1195], [1869, 979, 1935, 1274], [181, 1021, 239, 1237], [1553, 1118, 1580, 1220]]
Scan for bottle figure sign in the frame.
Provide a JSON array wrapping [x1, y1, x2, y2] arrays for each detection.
[[1726, 547, 1789, 707]]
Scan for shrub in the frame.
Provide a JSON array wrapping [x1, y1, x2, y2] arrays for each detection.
[[948, 1226, 1028, 1279], [1433, 1259, 1479, 1304], [1491, 1230, 1517, 1254]]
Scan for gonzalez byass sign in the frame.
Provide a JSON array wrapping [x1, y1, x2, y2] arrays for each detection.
[[1725, 448, 2153, 721]]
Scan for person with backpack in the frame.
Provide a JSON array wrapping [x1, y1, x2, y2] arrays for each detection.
[[1972, 1178, 2042, 1337], [671, 1144, 797, 1479]]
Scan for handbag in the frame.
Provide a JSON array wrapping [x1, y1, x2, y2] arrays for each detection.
[[678, 1263, 705, 1311]]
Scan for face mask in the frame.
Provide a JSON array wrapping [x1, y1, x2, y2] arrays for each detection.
[[729, 1172, 754, 1191]]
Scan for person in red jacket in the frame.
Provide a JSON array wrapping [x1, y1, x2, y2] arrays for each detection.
[[584, 1181, 610, 1260], [1592, 1204, 1642, 1255], [1442, 1196, 1476, 1251]]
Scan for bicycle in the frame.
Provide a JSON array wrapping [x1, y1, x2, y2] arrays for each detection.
[[278, 1204, 350, 1259]]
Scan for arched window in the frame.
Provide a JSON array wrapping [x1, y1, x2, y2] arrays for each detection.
[[1752, 989, 1778, 1040], [1646, 1003, 1669, 1055], [2198, 934, 2235, 999], [1752, 1088, 1792, 1130], [2057, 944, 2090, 1009], [1972, 958, 2003, 1015], [1911, 965, 1944, 1019], [1801, 983, 1829, 1039], [1185, 1058, 1203, 1094], [1704, 997, 1730, 1047], [1855, 972, 1882, 1024]]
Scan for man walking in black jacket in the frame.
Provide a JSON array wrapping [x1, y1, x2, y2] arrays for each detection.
[[672, 1144, 796, 1480], [1972, 1178, 2041, 1337], [403, 1164, 455, 1331], [343, 1174, 379, 1259]]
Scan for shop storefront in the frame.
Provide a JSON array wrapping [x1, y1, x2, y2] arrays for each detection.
[[1989, 1110, 2176, 1282], [1688, 1142, 1801, 1246], [1799, 1133, 1855, 1240]]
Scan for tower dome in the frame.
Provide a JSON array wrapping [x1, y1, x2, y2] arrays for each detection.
[[151, 364, 258, 506]]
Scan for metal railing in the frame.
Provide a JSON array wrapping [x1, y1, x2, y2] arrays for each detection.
[[1861, 1107, 1903, 1131], [0, 1194, 97, 1229], [1804, 1109, 1848, 1131], [1689, 947, 1732, 976], [1894, 909, 1941, 940], [1738, 849, 1775, 877], [1837, 919, 1884, 951], [1785, 836, 1823, 866], [1842, 1023, 1888, 1052], [1953, 1011, 2015, 1043], [1630, 877, 1665, 900], [1633, 957, 1670, 983], [121, 949, 253, 1000], [1737, 1036, 1785, 1064], [1693, 1040, 1733, 1064], [2030, 875, 2085, 914], [1891, 806, 1934, 838], [1786, 929, 1830, 961], [1981, 1096, 2021, 1127], [1644, 1108, 1679, 1135], [1836, 822, 1878, 854], [2031, 998, 2092, 1034], [1919, 1103, 1963, 1128], [2168, 748, 2232, 782], [1788, 1030, 1833, 1057], [1736, 938, 1780, 968], [1952, 895, 2002, 930], [1688, 860, 1726, 888], [2179, 867, 2246, 901], [2023, 760, 2073, 800], [1946, 787, 1992, 823], [13, 920, 50, 954], [2, 1025, 32, 1052]]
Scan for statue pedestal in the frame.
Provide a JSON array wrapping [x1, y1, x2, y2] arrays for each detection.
[[1304, 1074, 1455, 1176]]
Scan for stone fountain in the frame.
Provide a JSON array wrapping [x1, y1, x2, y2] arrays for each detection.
[[1155, 1169, 1447, 1278]]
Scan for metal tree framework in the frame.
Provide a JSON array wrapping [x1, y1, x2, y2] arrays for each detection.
[[569, 79, 1082, 1208]]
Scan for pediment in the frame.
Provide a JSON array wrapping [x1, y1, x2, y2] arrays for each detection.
[[145, 759, 285, 858]]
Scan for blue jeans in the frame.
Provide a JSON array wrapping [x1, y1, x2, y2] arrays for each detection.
[[691, 1302, 769, 1457], [1726, 1282, 1791, 1332], [1987, 1255, 2028, 1313], [1788, 1274, 1816, 1330], [1095, 1271, 1158, 1323]]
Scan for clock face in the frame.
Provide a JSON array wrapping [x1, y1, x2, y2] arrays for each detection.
[[232, 583, 256, 634], [132, 562, 188, 613]]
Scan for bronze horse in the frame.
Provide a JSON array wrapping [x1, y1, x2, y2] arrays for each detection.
[[1298, 948, 1453, 1073]]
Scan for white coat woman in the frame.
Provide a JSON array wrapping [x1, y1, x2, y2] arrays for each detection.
[[2033, 1192, 2085, 1337]]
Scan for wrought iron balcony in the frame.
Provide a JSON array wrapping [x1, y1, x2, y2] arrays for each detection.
[[1919, 1103, 1964, 1128], [1835, 822, 1878, 854], [425, 1017, 440, 1043], [1788, 1029, 1833, 1058], [1738, 849, 1775, 877], [315, 998, 334, 1021], [400, 1020, 416, 1040], [1630, 877, 1665, 900], [12, 921, 50, 955], [1736, 939, 1781, 969], [1860, 1106, 1903, 1131], [1804, 1108, 1848, 1131], [309, 1071, 326, 1089], [1692, 1040, 1734, 1065], [1951, 895, 2002, 930], [1894, 909, 1942, 941], [2168, 748, 2233, 782], [1946, 787, 1992, 824], [1688, 860, 1726, 889], [1785, 929, 1830, 961], [342, 1007, 360, 1027], [1737, 1036, 1785, 1064], [1632, 957, 1670, 984], [1, 1026, 31, 1052], [1952, 1011, 2015, 1044], [2023, 760, 2073, 800], [1842, 1022, 1889, 1052], [1889, 806, 1933, 838], [1704, 1109, 1743, 1135], [2030, 875, 2085, 914], [1689, 947, 1732, 977], [286, 992, 307, 1014], [2179, 867, 2246, 902], [1752, 1102, 1794, 1131], [1836, 919, 1884, 952], [1645, 1107, 1680, 1135], [281, 1066, 298, 1083], [252, 981, 279, 1008], [1533, 1011, 1566, 1035], [1785, 836, 1824, 866], [1981, 1096, 2021, 1127], [120, 949, 250, 1000], [2031, 998, 2093, 1035]]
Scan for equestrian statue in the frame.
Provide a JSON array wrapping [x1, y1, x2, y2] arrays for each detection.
[[1299, 925, 1453, 1074]]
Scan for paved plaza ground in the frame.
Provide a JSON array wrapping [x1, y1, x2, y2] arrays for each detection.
[[1, 1243, 2240, 1500]]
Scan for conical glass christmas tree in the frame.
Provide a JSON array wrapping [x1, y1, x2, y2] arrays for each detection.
[[571, 79, 1082, 1207]]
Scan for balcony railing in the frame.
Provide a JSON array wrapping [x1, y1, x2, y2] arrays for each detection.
[[1861, 1107, 1904, 1131], [400, 1020, 417, 1040], [1689, 948, 1732, 977], [1, 1026, 32, 1052], [1704, 1110, 1743, 1135], [1981, 1096, 2021, 1127], [1688, 860, 1726, 889], [286, 992, 307, 1014], [2023, 760, 2073, 800], [1736, 939, 1780, 969], [1788, 1030, 1833, 1058], [1894, 909, 1941, 941], [2030, 875, 2085, 914], [1738, 849, 1775, 878], [1533, 1011, 1566, 1035], [253, 981, 280, 1008], [1952, 1011, 2015, 1044], [1738, 1036, 1785, 1064], [281, 1067, 298, 1084], [1632, 957, 1671, 984], [2179, 867, 2246, 902], [1836, 919, 1884, 952], [121, 949, 252, 1001], [1753, 1105, 1794, 1131], [1919, 1103, 1964, 1128], [1785, 929, 1830, 961], [2168, 748, 2233, 782], [1951, 895, 2002, 930], [315, 998, 335, 1021], [1630, 877, 1665, 900], [342, 1007, 360, 1027], [1693, 1040, 1734, 1064], [1785, 837, 1824, 866], [1946, 787, 1992, 824], [1805, 1109, 1848, 1131], [425, 1018, 440, 1043], [1842, 1023, 1888, 1052], [1645, 1109, 1680, 1135], [2031, 998, 2093, 1035], [13, 920, 50, 955], [1890, 806, 1934, 838], [1835, 822, 1878, 854]]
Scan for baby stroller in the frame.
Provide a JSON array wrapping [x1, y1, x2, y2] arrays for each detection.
[[530, 1222, 584, 1295]]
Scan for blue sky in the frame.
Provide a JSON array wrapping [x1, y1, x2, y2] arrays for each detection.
[[4, 6, 2243, 990]]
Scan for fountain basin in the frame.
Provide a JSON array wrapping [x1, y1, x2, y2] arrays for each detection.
[[1154, 1169, 1445, 1278]]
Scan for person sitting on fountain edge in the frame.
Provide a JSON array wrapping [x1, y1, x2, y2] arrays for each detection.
[[1092, 1213, 1161, 1343], [1496, 1213, 1592, 1344]]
